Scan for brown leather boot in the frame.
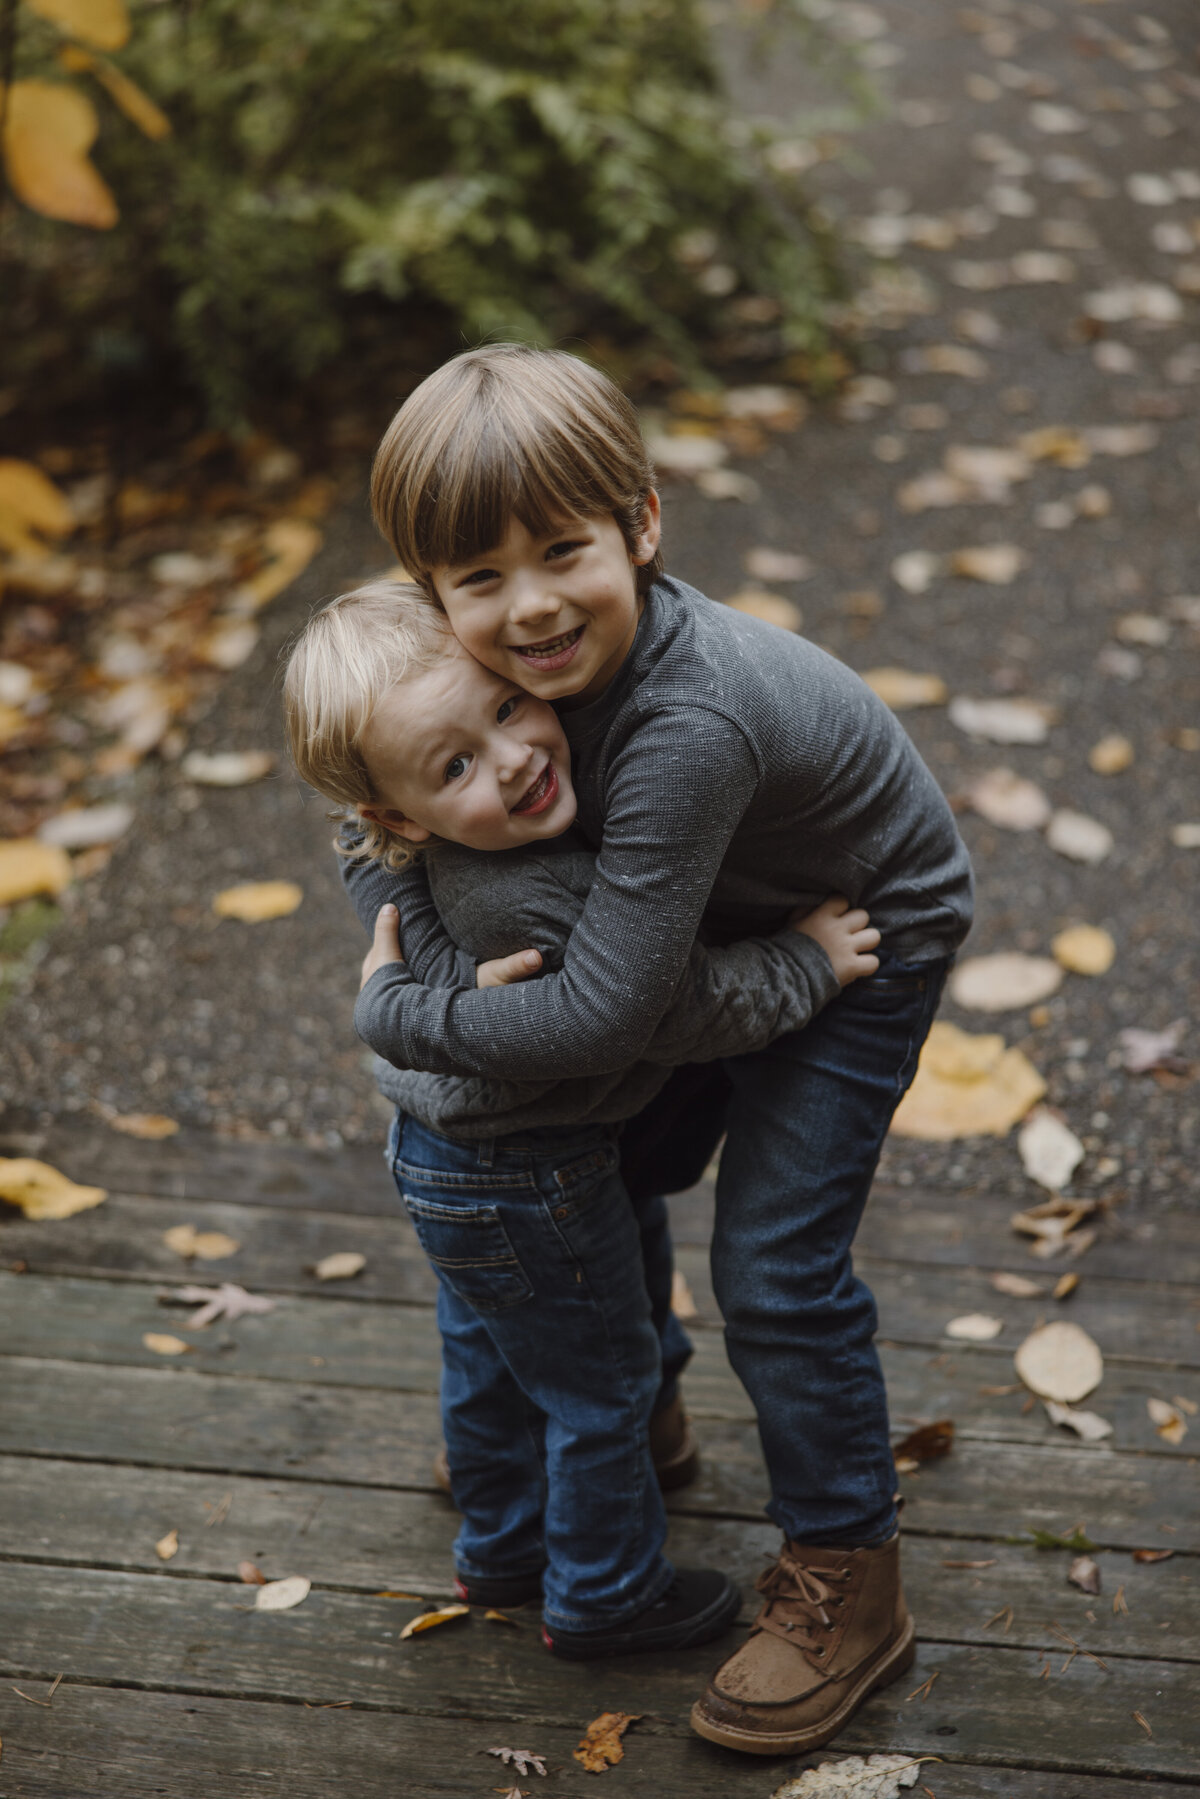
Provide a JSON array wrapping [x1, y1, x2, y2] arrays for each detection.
[[689, 1533, 915, 1755], [433, 1393, 700, 1496]]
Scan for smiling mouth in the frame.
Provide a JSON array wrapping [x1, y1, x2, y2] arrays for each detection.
[[511, 625, 585, 670], [511, 761, 559, 816]]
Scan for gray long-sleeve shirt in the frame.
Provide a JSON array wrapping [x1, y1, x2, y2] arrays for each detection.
[[351, 574, 973, 1083], [372, 830, 840, 1138]]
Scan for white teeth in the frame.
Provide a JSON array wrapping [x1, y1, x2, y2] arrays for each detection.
[[518, 626, 581, 656]]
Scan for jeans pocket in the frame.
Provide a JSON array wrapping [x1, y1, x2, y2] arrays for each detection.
[[546, 1141, 620, 1226], [402, 1193, 533, 1312]]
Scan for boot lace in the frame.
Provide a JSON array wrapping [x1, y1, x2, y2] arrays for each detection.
[[751, 1547, 851, 1657]]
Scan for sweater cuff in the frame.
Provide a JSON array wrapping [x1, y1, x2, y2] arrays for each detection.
[[772, 928, 842, 1009]]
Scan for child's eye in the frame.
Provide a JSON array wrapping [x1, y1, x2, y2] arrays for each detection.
[[444, 753, 471, 782], [547, 539, 582, 561], [461, 566, 500, 587], [497, 696, 520, 723]]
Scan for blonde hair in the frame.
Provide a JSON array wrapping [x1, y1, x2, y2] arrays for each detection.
[[371, 344, 664, 594], [282, 580, 453, 868]]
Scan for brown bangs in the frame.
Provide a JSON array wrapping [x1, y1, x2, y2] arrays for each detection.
[[371, 346, 663, 591]]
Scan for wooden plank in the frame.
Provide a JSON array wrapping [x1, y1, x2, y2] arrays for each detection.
[[2, 1684, 1193, 1799], [0, 1457, 1194, 1661], [0, 1565, 1195, 1777], [4, 1279, 1197, 1464], [2, 1361, 1197, 1552], [6, 1209, 1199, 1370]]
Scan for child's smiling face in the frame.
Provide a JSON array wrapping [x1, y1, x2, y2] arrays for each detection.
[[358, 637, 576, 852], [430, 497, 661, 705]]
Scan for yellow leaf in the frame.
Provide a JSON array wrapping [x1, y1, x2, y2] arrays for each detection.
[[0, 459, 74, 536], [398, 1603, 469, 1639], [238, 519, 323, 611], [142, 1332, 192, 1355], [1088, 734, 1134, 775], [163, 1224, 241, 1261], [24, 0, 130, 50], [863, 668, 948, 710], [0, 1156, 107, 1220], [212, 880, 302, 922], [0, 839, 72, 904], [58, 46, 170, 139], [573, 1712, 642, 1773], [890, 1021, 1046, 1140], [313, 1251, 366, 1281], [109, 1112, 179, 1140], [1051, 926, 1115, 976], [155, 1528, 179, 1561], [2, 80, 118, 228], [724, 586, 803, 631]]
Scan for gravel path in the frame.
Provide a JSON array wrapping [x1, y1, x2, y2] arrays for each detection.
[[3, 0, 1196, 1221]]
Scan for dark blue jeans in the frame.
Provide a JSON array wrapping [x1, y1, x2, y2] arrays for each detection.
[[388, 1113, 688, 1630], [618, 952, 952, 1549]]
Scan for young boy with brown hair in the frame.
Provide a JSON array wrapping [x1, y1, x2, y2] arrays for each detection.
[[346, 343, 973, 1754], [285, 580, 880, 1662]]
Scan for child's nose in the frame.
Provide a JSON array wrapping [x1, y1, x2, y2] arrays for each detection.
[[497, 739, 535, 784], [508, 577, 560, 625]]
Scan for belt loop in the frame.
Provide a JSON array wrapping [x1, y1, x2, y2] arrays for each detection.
[[476, 1136, 496, 1168]]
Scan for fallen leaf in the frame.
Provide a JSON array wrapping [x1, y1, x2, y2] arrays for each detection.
[[991, 1272, 1045, 1297], [1019, 1108, 1084, 1192], [487, 1748, 548, 1777], [236, 519, 323, 611], [2, 79, 118, 228], [891, 1021, 1045, 1140], [893, 1420, 954, 1463], [963, 768, 1051, 831], [902, 344, 989, 378], [950, 544, 1025, 584], [212, 880, 303, 922], [181, 750, 276, 787], [1088, 735, 1134, 775], [1053, 1273, 1079, 1300], [942, 1558, 996, 1568], [155, 1529, 179, 1561], [1118, 1021, 1186, 1074], [196, 617, 259, 670], [1132, 1549, 1174, 1564], [1113, 1585, 1127, 1614], [950, 953, 1062, 1013], [313, 1252, 366, 1282], [57, 44, 169, 139], [0, 457, 75, 539], [254, 1575, 311, 1612], [949, 697, 1051, 744], [697, 469, 760, 503], [725, 586, 803, 632], [891, 550, 942, 594], [945, 1313, 1004, 1341], [24, 0, 130, 51], [862, 669, 947, 710], [142, 1332, 193, 1356], [574, 1713, 642, 1773], [162, 1225, 241, 1261], [1115, 612, 1170, 648], [0, 839, 73, 904], [109, 1113, 179, 1141], [1015, 1321, 1103, 1403], [772, 1753, 926, 1798], [37, 803, 133, 849], [376, 1591, 423, 1600], [484, 1608, 517, 1626], [743, 548, 812, 582], [1147, 1399, 1187, 1445], [239, 1561, 268, 1584], [398, 1603, 469, 1639], [1011, 1196, 1097, 1259], [1045, 1401, 1113, 1442], [1069, 1555, 1102, 1595], [1170, 823, 1200, 849], [1086, 424, 1159, 458], [644, 430, 728, 474], [1017, 426, 1091, 468], [1132, 1712, 1153, 1740], [0, 1157, 106, 1220], [1045, 810, 1113, 865], [670, 1268, 698, 1320], [1051, 927, 1115, 976], [171, 1283, 276, 1327]]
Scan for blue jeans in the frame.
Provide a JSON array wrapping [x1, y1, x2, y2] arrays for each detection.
[[618, 952, 952, 1548], [388, 1113, 688, 1630]]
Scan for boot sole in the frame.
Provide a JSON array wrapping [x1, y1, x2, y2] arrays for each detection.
[[688, 1616, 917, 1756], [546, 1580, 742, 1662]]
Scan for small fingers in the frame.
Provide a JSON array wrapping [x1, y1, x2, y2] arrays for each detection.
[[840, 907, 871, 932], [855, 925, 882, 950], [857, 952, 880, 976]]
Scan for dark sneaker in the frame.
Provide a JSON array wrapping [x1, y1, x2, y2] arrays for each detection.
[[453, 1569, 544, 1609], [543, 1568, 741, 1660]]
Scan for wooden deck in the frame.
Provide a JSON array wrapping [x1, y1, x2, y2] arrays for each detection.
[[1, 1123, 1197, 1796]]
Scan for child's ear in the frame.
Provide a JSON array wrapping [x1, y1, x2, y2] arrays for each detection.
[[631, 489, 662, 566], [360, 805, 432, 846]]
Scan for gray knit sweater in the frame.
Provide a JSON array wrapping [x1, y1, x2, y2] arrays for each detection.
[[373, 831, 840, 1138], [351, 575, 973, 1082]]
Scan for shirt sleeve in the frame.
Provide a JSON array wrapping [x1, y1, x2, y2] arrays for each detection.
[[339, 828, 475, 989], [643, 929, 841, 1065], [353, 707, 762, 1079]]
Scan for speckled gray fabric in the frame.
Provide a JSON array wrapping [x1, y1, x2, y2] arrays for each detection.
[[371, 831, 840, 1138], [351, 575, 973, 1081]]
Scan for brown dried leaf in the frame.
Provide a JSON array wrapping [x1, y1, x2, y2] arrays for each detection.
[[1051, 927, 1115, 976], [573, 1712, 642, 1773], [313, 1252, 366, 1282], [893, 1420, 954, 1463], [991, 1272, 1046, 1298], [0, 840, 73, 905], [945, 1313, 1004, 1341], [890, 1022, 1045, 1140], [963, 768, 1052, 832], [0, 1157, 106, 1220], [1132, 1549, 1173, 1564], [1053, 1273, 1079, 1300], [487, 1747, 548, 1776], [1014, 1321, 1103, 1404], [862, 669, 948, 710], [142, 1332, 193, 1356], [238, 519, 323, 610], [109, 1113, 179, 1140], [254, 1575, 310, 1612], [238, 1560, 268, 1584], [2, 79, 118, 228], [180, 750, 276, 787], [162, 1224, 241, 1261], [1018, 1107, 1084, 1192], [1044, 1401, 1113, 1442], [1088, 734, 1134, 775], [0, 459, 75, 537], [398, 1603, 469, 1639], [212, 880, 303, 922], [1147, 1399, 1187, 1445], [725, 586, 803, 632], [1069, 1555, 1101, 1594], [949, 544, 1025, 584], [154, 1529, 179, 1561], [951, 954, 1062, 1013]]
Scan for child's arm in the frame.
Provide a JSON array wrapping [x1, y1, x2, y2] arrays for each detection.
[[354, 706, 836, 1080]]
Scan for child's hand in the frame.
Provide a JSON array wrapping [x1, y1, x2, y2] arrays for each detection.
[[477, 948, 543, 988], [790, 895, 880, 986], [360, 905, 404, 988]]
